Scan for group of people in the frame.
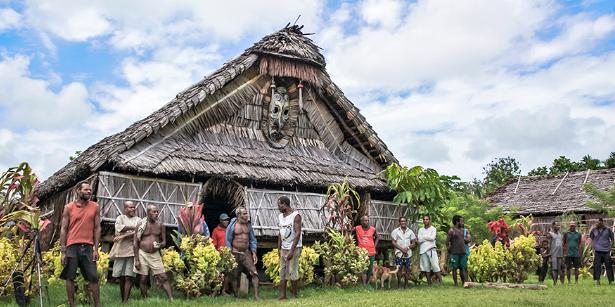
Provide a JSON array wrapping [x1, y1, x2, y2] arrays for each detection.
[[59, 182, 303, 306], [355, 214, 471, 288], [57, 181, 615, 306], [540, 219, 614, 285]]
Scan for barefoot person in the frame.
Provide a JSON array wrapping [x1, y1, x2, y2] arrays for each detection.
[[225, 207, 259, 300], [391, 216, 416, 289], [447, 215, 470, 287], [589, 218, 614, 285], [60, 181, 101, 307], [548, 221, 565, 285], [563, 221, 582, 284], [133, 205, 172, 300], [354, 215, 378, 284], [418, 215, 441, 286], [109, 201, 140, 303], [277, 196, 302, 300]]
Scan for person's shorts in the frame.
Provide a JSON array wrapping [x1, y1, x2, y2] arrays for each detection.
[[365, 256, 375, 275], [565, 256, 581, 269], [395, 256, 412, 269], [449, 253, 468, 269], [420, 249, 441, 272], [134, 249, 166, 276], [231, 250, 259, 279], [60, 244, 99, 283], [112, 256, 136, 278], [280, 247, 302, 281], [551, 256, 564, 270]]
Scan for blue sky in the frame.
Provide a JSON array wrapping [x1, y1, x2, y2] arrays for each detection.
[[1, 0, 615, 181]]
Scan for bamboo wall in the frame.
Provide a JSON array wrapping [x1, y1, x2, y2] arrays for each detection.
[[96, 171, 202, 226]]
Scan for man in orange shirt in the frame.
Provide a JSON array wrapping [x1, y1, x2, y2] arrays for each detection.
[[212, 213, 230, 250], [354, 215, 378, 284], [59, 181, 101, 307]]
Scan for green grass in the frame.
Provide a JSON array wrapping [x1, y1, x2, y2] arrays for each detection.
[[1, 276, 613, 307]]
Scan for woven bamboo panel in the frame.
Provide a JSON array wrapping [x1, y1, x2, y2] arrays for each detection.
[[96, 171, 202, 226], [368, 200, 416, 241], [244, 188, 326, 237]]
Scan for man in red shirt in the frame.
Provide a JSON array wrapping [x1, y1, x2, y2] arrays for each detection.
[[212, 213, 230, 250], [59, 181, 101, 307], [354, 215, 378, 284]]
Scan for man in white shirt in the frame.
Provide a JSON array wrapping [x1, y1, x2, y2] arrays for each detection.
[[417, 215, 441, 286], [391, 216, 416, 289]]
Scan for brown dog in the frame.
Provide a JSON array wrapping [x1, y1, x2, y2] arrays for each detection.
[[371, 263, 400, 289]]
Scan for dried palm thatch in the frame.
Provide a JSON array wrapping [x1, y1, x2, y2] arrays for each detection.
[[38, 25, 397, 206], [488, 168, 615, 215]]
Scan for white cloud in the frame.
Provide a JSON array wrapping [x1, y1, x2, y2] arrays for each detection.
[[0, 55, 93, 130], [360, 0, 406, 30], [526, 14, 615, 64], [0, 8, 21, 31]]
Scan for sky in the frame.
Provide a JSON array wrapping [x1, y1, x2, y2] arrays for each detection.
[[1, 0, 614, 181]]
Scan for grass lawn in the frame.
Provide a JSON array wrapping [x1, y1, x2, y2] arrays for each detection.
[[1, 276, 612, 307]]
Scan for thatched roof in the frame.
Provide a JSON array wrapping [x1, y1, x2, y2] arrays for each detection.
[[39, 25, 397, 200], [488, 168, 615, 215]]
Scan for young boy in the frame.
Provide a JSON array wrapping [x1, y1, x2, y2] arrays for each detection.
[[538, 239, 550, 283]]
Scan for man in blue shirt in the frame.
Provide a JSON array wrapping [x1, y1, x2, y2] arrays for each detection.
[[225, 207, 259, 299]]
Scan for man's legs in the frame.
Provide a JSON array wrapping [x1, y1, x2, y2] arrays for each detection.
[[65, 280, 76, 307], [122, 277, 134, 303], [155, 273, 173, 300], [139, 274, 149, 298], [452, 268, 459, 286], [279, 278, 287, 300], [559, 259, 565, 284], [250, 274, 260, 300], [291, 280, 299, 298], [279, 250, 288, 300], [605, 252, 614, 284], [119, 276, 126, 301], [89, 281, 101, 307]]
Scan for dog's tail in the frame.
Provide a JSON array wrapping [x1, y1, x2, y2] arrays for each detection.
[[389, 266, 399, 275]]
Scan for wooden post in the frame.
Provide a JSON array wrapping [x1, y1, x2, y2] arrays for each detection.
[[463, 282, 547, 290]]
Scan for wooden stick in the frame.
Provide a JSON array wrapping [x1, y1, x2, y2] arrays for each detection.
[[514, 174, 522, 193], [463, 282, 547, 290], [551, 172, 569, 195]]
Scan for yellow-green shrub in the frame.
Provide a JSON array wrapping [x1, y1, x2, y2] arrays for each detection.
[[42, 243, 109, 304], [262, 247, 319, 285], [162, 234, 236, 297], [469, 235, 541, 283], [313, 229, 369, 287], [0, 237, 19, 296], [506, 235, 541, 283], [468, 240, 507, 282]]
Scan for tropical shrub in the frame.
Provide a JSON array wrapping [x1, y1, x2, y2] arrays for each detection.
[[313, 229, 368, 287], [262, 247, 319, 285], [505, 235, 541, 283], [42, 243, 109, 304], [468, 240, 508, 282], [0, 237, 20, 296], [323, 181, 360, 236], [162, 234, 236, 297]]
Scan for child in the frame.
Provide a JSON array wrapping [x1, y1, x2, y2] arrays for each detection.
[[538, 239, 550, 283]]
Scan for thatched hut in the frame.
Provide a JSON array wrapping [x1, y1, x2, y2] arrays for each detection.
[[38, 26, 408, 249], [488, 168, 615, 233]]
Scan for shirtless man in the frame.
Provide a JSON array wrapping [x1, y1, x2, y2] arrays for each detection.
[[225, 207, 259, 300], [133, 205, 172, 300]]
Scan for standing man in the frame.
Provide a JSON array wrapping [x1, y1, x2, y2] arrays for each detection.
[[109, 201, 140, 303], [60, 181, 101, 307], [354, 215, 378, 284], [213, 213, 230, 250], [133, 205, 173, 300], [563, 221, 582, 284], [418, 215, 441, 286], [391, 216, 416, 289], [548, 221, 565, 285], [447, 215, 470, 287], [589, 218, 614, 285], [225, 207, 259, 300], [277, 196, 302, 300]]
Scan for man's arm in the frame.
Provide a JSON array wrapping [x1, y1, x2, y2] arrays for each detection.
[[159, 223, 166, 249], [426, 227, 437, 242], [409, 230, 417, 248], [465, 229, 471, 243], [287, 214, 302, 260], [225, 221, 233, 248], [134, 221, 141, 269], [60, 206, 70, 265], [93, 204, 101, 261]]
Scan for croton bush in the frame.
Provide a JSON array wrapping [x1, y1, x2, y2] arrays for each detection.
[[262, 246, 319, 285], [468, 235, 540, 283], [162, 234, 236, 297], [313, 229, 369, 287]]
